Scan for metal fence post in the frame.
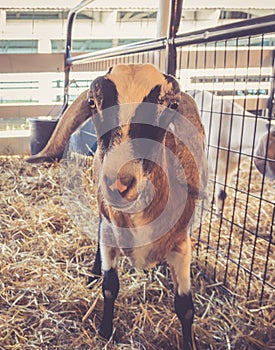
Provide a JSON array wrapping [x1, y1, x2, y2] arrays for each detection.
[[165, 0, 183, 76], [267, 48, 275, 119], [62, 0, 94, 116]]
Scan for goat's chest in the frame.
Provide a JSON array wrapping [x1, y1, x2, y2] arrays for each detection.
[[100, 214, 188, 269], [122, 239, 171, 269]]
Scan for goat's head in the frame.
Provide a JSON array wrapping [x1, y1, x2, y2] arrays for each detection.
[[88, 64, 183, 210], [254, 125, 275, 179]]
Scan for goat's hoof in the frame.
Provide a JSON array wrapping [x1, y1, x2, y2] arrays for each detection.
[[182, 341, 194, 350], [98, 326, 113, 340], [182, 335, 198, 350]]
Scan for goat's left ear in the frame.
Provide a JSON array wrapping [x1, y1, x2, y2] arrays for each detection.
[[175, 92, 205, 136], [170, 91, 208, 199]]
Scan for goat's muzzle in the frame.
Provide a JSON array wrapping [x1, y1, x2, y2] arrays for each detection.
[[101, 157, 150, 211]]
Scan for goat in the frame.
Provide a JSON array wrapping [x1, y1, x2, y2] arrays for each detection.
[[190, 90, 274, 214], [254, 124, 275, 179], [27, 64, 208, 350]]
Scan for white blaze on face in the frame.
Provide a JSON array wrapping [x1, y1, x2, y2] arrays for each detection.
[[101, 139, 135, 184], [100, 64, 174, 194]]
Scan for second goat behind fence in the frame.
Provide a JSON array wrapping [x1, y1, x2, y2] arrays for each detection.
[[191, 90, 275, 214]]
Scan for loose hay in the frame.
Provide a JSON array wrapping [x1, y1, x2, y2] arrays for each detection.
[[0, 156, 274, 349]]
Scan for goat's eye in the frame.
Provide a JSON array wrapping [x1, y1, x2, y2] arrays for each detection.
[[169, 101, 179, 110], [89, 98, 96, 109]]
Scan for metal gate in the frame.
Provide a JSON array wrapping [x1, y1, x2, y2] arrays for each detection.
[[63, 3, 275, 305]]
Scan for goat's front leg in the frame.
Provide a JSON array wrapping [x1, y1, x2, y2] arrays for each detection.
[[99, 244, 119, 340], [167, 236, 197, 350]]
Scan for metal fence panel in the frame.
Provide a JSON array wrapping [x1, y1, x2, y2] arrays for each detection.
[[65, 14, 275, 304]]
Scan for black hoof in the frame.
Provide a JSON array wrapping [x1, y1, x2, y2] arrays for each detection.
[[183, 341, 193, 350], [182, 333, 198, 350], [99, 325, 113, 340]]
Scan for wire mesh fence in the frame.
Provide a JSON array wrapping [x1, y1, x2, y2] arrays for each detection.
[[177, 32, 274, 303]]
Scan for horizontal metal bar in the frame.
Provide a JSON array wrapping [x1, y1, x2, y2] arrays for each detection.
[[175, 14, 275, 47], [66, 37, 166, 66], [67, 14, 275, 67]]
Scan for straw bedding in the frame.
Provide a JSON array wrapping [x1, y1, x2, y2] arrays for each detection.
[[0, 155, 274, 350]]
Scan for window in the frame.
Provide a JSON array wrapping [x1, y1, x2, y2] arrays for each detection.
[[0, 81, 39, 90], [220, 11, 253, 20], [6, 11, 67, 20], [117, 11, 157, 22], [52, 79, 91, 89], [51, 40, 65, 53], [51, 39, 113, 53], [0, 40, 38, 53], [6, 11, 96, 21], [118, 39, 150, 46], [0, 80, 39, 103]]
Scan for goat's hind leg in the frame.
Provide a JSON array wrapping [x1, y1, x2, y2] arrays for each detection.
[[167, 236, 197, 350]]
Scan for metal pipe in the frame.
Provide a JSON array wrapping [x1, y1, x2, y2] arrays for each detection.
[[62, 0, 94, 115], [267, 44, 275, 120], [174, 14, 275, 47], [66, 37, 166, 65], [165, 0, 183, 75], [65, 13, 275, 70]]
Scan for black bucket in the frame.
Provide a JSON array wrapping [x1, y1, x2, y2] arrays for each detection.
[[68, 118, 97, 156], [29, 118, 59, 155]]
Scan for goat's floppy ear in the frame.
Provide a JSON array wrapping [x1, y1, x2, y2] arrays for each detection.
[[26, 89, 91, 163], [170, 91, 208, 199], [175, 92, 205, 135]]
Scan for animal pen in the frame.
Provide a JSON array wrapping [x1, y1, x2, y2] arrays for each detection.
[[1, 1, 274, 350]]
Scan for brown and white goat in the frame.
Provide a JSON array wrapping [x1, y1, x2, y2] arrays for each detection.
[[27, 64, 208, 350]]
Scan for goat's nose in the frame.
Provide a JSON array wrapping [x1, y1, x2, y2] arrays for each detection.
[[109, 178, 127, 193], [107, 174, 136, 195]]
